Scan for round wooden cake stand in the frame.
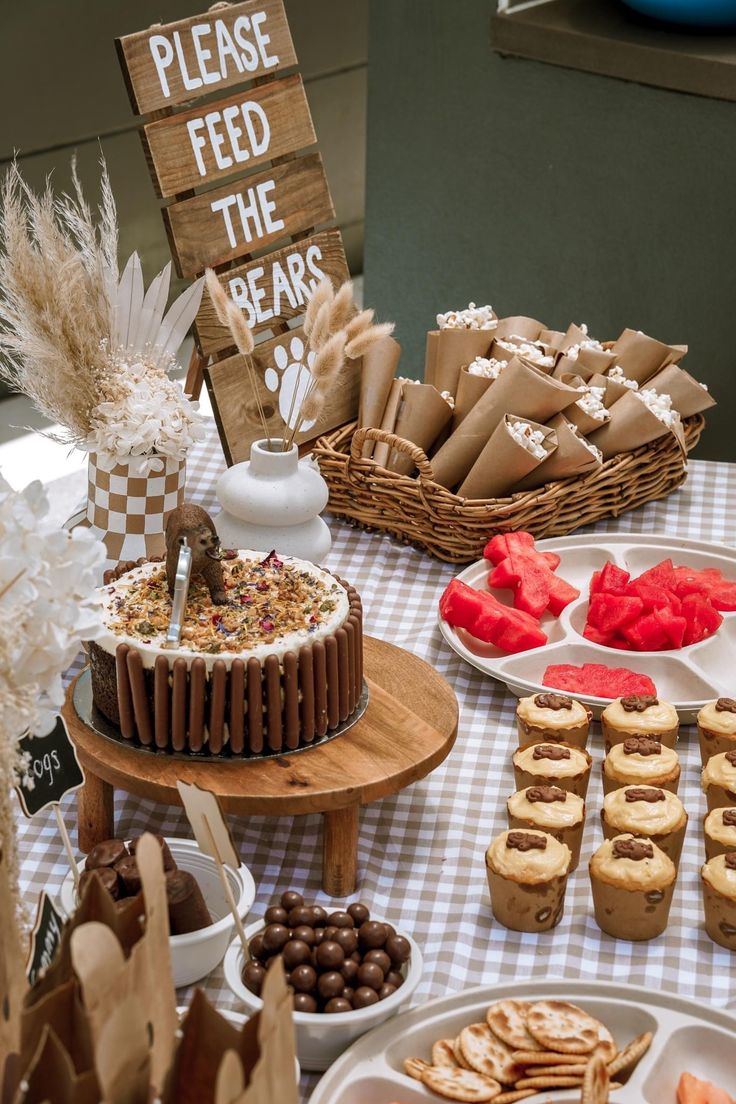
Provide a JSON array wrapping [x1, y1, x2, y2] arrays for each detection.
[[62, 637, 458, 896]]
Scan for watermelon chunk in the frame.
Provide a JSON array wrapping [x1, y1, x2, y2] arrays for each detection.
[[439, 578, 547, 653], [682, 592, 723, 646], [635, 558, 676, 589], [587, 593, 644, 635], [589, 561, 630, 597], [483, 531, 536, 565], [677, 1072, 735, 1104], [626, 582, 682, 615], [622, 612, 671, 652], [707, 578, 736, 611], [488, 552, 551, 619], [543, 662, 656, 698]]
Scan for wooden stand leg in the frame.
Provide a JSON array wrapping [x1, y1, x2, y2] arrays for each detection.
[[322, 805, 359, 896], [77, 772, 115, 853], [184, 346, 208, 400]]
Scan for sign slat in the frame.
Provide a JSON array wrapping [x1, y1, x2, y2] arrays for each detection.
[[194, 229, 348, 355], [116, 0, 296, 116], [205, 325, 360, 466], [143, 73, 315, 198], [164, 152, 334, 277]]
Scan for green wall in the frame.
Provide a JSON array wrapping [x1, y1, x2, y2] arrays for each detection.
[[364, 0, 736, 461]]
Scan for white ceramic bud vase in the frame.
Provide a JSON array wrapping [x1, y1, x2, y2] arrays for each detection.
[[215, 439, 332, 562]]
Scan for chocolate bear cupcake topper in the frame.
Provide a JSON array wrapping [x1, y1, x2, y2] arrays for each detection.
[[507, 831, 547, 852], [613, 838, 654, 861], [623, 735, 662, 756], [723, 810, 736, 827], [533, 693, 573, 711], [620, 694, 659, 712], [716, 697, 736, 713], [625, 787, 666, 803], [527, 785, 567, 804], [533, 744, 571, 761]]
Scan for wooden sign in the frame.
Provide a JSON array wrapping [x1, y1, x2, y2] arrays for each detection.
[[116, 0, 355, 462], [15, 718, 85, 817], [26, 892, 65, 987]]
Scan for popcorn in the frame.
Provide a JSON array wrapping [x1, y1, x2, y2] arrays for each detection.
[[564, 337, 604, 362], [569, 423, 603, 461], [440, 390, 455, 408], [575, 385, 608, 421], [467, 355, 506, 380], [608, 365, 640, 390], [634, 387, 679, 427], [509, 420, 549, 460], [494, 338, 555, 369], [437, 302, 496, 330]]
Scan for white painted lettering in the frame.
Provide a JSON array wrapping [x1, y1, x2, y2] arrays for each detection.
[[258, 179, 284, 235], [242, 101, 270, 158], [247, 266, 270, 322], [305, 244, 326, 284], [149, 35, 175, 98], [233, 16, 260, 71], [186, 117, 209, 176], [286, 251, 310, 304], [251, 11, 279, 68], [236, 189, 264, 244], [210, 193, 239, 248], [222, 105, 245, 165], [205, 110, 231, 170], [214, 20, 245, 78], [272, 260, 298, 315], [191, 23, 220, 85], [228, 276, 255, 326], [174, 29, 203, 92]]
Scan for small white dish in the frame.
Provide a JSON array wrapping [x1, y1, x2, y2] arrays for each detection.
[[60, 836, 256, 988], [223, 918, 423, 1072]]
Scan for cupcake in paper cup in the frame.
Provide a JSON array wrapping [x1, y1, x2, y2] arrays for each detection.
[[515, 692, 592, 749], [600, 694, 679, 754], [486, 829, 571, 933], [507, 786, 586, 870], [601, 786, 688, 867], [589, 834, 676, 941], [602, 736, 680, 795], [701, 853, 736, 951], [702, 750, 736, 811], [704, 808, 736, 860], [513, 742, 592, 799], [697, 698, 736, 766]]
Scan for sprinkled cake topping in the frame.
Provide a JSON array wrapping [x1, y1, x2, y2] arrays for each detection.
[[103, 551, 343, 655]]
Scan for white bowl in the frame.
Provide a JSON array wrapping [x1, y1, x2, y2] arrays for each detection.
[[60, 837, 256, 988], [223, 917, 423, 1071]]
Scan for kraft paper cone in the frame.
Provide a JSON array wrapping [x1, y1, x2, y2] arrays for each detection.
[[459, 416, 557, 500], [589, 390, 685, 460], [559, 323, 592, 352], [386, 383, 453, 475], [452, 368, 493, 429], [516, 414, 602, 490], [553, 346, 616, 382], [424, 329, 494, 396], [430, 357, 578, 490], [371, 379, 403, 468], [539, 328, 567, 349], [563, 379, 611, 436], [612, 328, 685, 384], [493, 315, 545, 340], [358, 335, 401, 456], [646, 364, 716, 418], [588, 371, 630, 407]]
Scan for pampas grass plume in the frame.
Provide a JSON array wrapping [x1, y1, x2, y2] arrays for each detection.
[[304, 278, 333, 338], [308, 299, 333, 351], [205, 268, 231, 327], [311, 330, 346, 384], [344, 308, 374, 343], [327, 280, 354, 334], [225, 300, 254, 356], [345, 321, 395, 360]]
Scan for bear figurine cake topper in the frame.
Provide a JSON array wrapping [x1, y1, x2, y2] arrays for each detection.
[[163, 504, 227, 647]]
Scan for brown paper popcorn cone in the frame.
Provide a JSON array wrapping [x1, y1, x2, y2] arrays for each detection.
[[493, 315, 545, 340], [646, 364, 716, 418], [371, 378, 403, 467], [358, 335, 401, 457], [85, 453, 185, 563], [612, 328, 686, 384], [459, 416, 557, 500], [516, 414, 601, 490], [451, 368, 494, 429], [386, 383, 453, 474], [424, 329, 495, 396], [588, 390, 685, 460]]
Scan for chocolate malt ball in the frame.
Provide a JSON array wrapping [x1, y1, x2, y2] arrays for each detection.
[[288, 906, 314, 929], [311, 906, 328, 926], [334, 928, 358, 955], [347, 902, 370, 925], [282, 940, 312, 971], [242, 961, 266, 996], [249, 933, 266, 962], [385, 934, 411, 966], [264, 906, 289, 926], [385, 970, 404, 989], [324, 997, 352, 1014], [327, 911, 354, 929], [353, 986, 380, 1008], [313, 927, 326, 945], [379, 983, 397, 1001], [317, 971, 344, 1001], [292, 924, 316, 947], [359, 921, 388, 950], [357, 962, 385, 990], [290, 964, 317, 993], [315, 940, 345, 971], [323, 926, 339, 942], [262, 923, 290, 954], [341, 958, 359, 984], [363, 949, 391, 974], [280, 890, 304, 911], [293, 993, 318, 1013]]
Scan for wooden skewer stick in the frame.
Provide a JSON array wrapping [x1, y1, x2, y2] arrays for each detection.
[[54, 804, 80, 891], [202, 812, 249, 957]]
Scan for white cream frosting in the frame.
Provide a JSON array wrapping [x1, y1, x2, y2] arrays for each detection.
[[602, 698, 678, 735], [702, 854, 736, 900], [704, 808, 736, 847], [486, 830, 571, 882], [603, 787, 686, 835], [507, 788, 584, 829], [698, 700, 736, 737], [517, 695, 590, 732], [590, 835, 675, 890], [604, 742, 679, 783], [514, 744, 591, 779]]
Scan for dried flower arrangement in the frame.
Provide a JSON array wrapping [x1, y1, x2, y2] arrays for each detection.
[[0, 476, 105, 1062], [0, 159, 205, 476], [204, 270, 394, 451]]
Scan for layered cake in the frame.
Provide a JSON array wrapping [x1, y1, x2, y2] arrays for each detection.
[[88, 547, 363, 755]]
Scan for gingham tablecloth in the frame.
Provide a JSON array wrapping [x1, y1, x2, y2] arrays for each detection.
[[16, 428, 736, 1099]]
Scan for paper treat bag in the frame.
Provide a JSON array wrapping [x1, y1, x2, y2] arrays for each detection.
[[424, 328, 495, 397], [646, 364, 716, 418], [492, 316, 544, 340], [459, 416, 557, 499], [430, 357, 578, 490], [371, 379, 403, 468], [612, 328, 686, 384], [357, 335, 401, 458], [385, 383, 453, 474], [589, 390, 686, 460], [517, 414, 602, 490], [452, 368, 494, 429]]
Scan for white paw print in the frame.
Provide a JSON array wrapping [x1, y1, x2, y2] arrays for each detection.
[[264, 335, 317, 432]]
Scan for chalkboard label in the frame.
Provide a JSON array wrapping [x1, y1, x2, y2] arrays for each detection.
[[26, 892, 64, 987], [15, 717, 85, 817]]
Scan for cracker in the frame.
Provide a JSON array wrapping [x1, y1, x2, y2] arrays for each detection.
[[513, 1051, 588, 1066], [459, 1023, 520, 1084], [434, 1039, 461, 1068], [493, 1093, 537, 1103], [486, 1000, 541, 1052], [607, 1031, 653, 1078], [581, 1053, 610, 1104], [595, 1025, 617, 1063], [517, 1076, 590, 1089], [421, 1065, 502, 1102], [526, 1001, 602, 1055], [527, 1065, 587, 1077], [454, 1037, 473, 1070], [404, 1056, 431, 1080]]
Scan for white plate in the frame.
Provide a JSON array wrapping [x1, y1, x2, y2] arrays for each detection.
[[310, 979, 736, 1103], [438, 533, 736, 723]]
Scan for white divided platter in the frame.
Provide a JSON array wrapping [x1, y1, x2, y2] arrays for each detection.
[[438, 533, 736, 723], [309, 980, 736, 1104]]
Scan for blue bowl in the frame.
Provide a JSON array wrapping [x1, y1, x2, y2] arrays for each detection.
[[621, 0, 736, 26]]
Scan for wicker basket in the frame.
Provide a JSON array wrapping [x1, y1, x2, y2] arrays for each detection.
[[313, 415, 705, 564]]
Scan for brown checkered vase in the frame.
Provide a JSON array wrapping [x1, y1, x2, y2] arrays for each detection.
[[86, 453, 186, 562]]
